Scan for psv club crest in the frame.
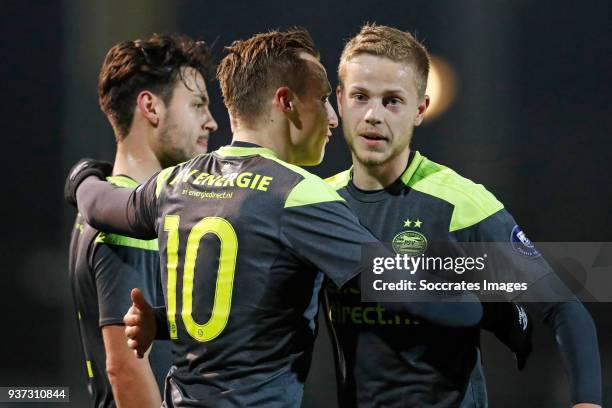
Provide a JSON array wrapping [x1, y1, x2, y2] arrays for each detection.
[[392, 218, 428, 256]]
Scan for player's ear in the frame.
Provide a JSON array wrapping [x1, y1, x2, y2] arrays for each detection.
[[336, 85, 344, 118], [414, 94, 430, 127], [136, 90, 161, 126], [274, 87, 294, 114]]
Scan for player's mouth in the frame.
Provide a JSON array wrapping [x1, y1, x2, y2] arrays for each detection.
[[359, 131, 387, 146], [196, 135, 209, 149]]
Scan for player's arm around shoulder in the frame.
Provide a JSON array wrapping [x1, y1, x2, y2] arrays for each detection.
[[73, 165, 172, 239], [279, 171, 367, 286]]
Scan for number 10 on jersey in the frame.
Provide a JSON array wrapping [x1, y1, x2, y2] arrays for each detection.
[[164, 215, 238, 342]]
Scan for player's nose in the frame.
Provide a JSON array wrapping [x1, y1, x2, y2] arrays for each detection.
[[203, 108, 218, 133], [364, 101, 383, 126], [326, 100, 338, 129]]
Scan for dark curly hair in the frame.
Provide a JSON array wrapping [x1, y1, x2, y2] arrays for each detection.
[[98, 33, 213, 140]]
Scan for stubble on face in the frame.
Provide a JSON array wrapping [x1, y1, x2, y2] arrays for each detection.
[[157, 117, 193, 168], [155, 68, 211, 168], [352, 126, 413, 168]]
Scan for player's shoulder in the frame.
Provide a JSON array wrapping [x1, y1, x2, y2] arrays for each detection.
[[216, 144, 345, 207], [146, 153, 215, 200], [160, 146, 343, 208], [69, 214, 102, 280], [264, 156, 345, 208], [407, 153, 504, 231], [94, 232, 159, 251], [69, 213, 97, 255], [324, 169, 351, 191]]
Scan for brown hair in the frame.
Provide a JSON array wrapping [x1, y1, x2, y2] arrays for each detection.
[[216, 27, 319, 123], [98, 33, 212, 140], [338, 23, 430, 97]]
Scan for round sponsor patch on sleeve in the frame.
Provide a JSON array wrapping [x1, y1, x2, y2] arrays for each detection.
[[510, 225, 540, 257]]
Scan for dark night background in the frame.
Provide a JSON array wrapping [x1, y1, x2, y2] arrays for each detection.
[[1, 1, 610, 406]]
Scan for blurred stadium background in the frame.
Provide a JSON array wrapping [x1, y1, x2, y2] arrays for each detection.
[[1, 1, 610, 406]]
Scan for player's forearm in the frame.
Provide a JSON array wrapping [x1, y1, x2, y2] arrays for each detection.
[[103, 325, 162, 407], [378, 298, 482, 328], [107, 358, 161, 408], [279, 201, 483, 328], [538, 300, 602, 405], [362, 251, 484, 327], [350, 273, 483, 328], [76, 176, 144, 238]]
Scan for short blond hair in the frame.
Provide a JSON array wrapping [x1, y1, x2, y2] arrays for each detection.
[[338, 23, 430, 97], [216, 28, 319, 123]]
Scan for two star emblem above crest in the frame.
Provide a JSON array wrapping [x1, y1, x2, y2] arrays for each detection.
[[403, 218, 423, 228]]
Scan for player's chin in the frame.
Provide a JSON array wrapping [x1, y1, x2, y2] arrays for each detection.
[[192, 144, 208, 156], [297, 146, 326, 166], [357, 150, 388, 166], [314, 140, 329, 164]]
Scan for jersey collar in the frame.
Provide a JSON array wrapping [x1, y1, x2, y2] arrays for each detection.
[[346, 150, 424, 202], [344, 151, 423, 203], [216, 142, 279, 159], [399, 150, 425, 186]]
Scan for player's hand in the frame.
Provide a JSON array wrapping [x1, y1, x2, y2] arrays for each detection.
[[64, 158, 113, 207], [123, 288, 156, 359], [480, 302, 533, 371]]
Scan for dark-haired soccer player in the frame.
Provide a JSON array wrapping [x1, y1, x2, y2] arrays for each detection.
[[68, 33, 217, 407], [324, 24, 601, 408], [66, 28, 482, 407]]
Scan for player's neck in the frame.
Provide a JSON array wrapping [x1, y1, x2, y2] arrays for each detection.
[[231, 118, 294, 162], [351, 148, 411, 190], [113, 130, 162, 184]]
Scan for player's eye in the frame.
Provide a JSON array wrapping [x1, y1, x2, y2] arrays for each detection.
[[353, 93, 367, 102], [384, 97, 402, 106], [194, 103, 204, 109]]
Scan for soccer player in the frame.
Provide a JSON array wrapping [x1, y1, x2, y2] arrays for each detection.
[[65, 28, 483, 407], [324, 24, 602, 408], [68, 33, 218, 407]]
